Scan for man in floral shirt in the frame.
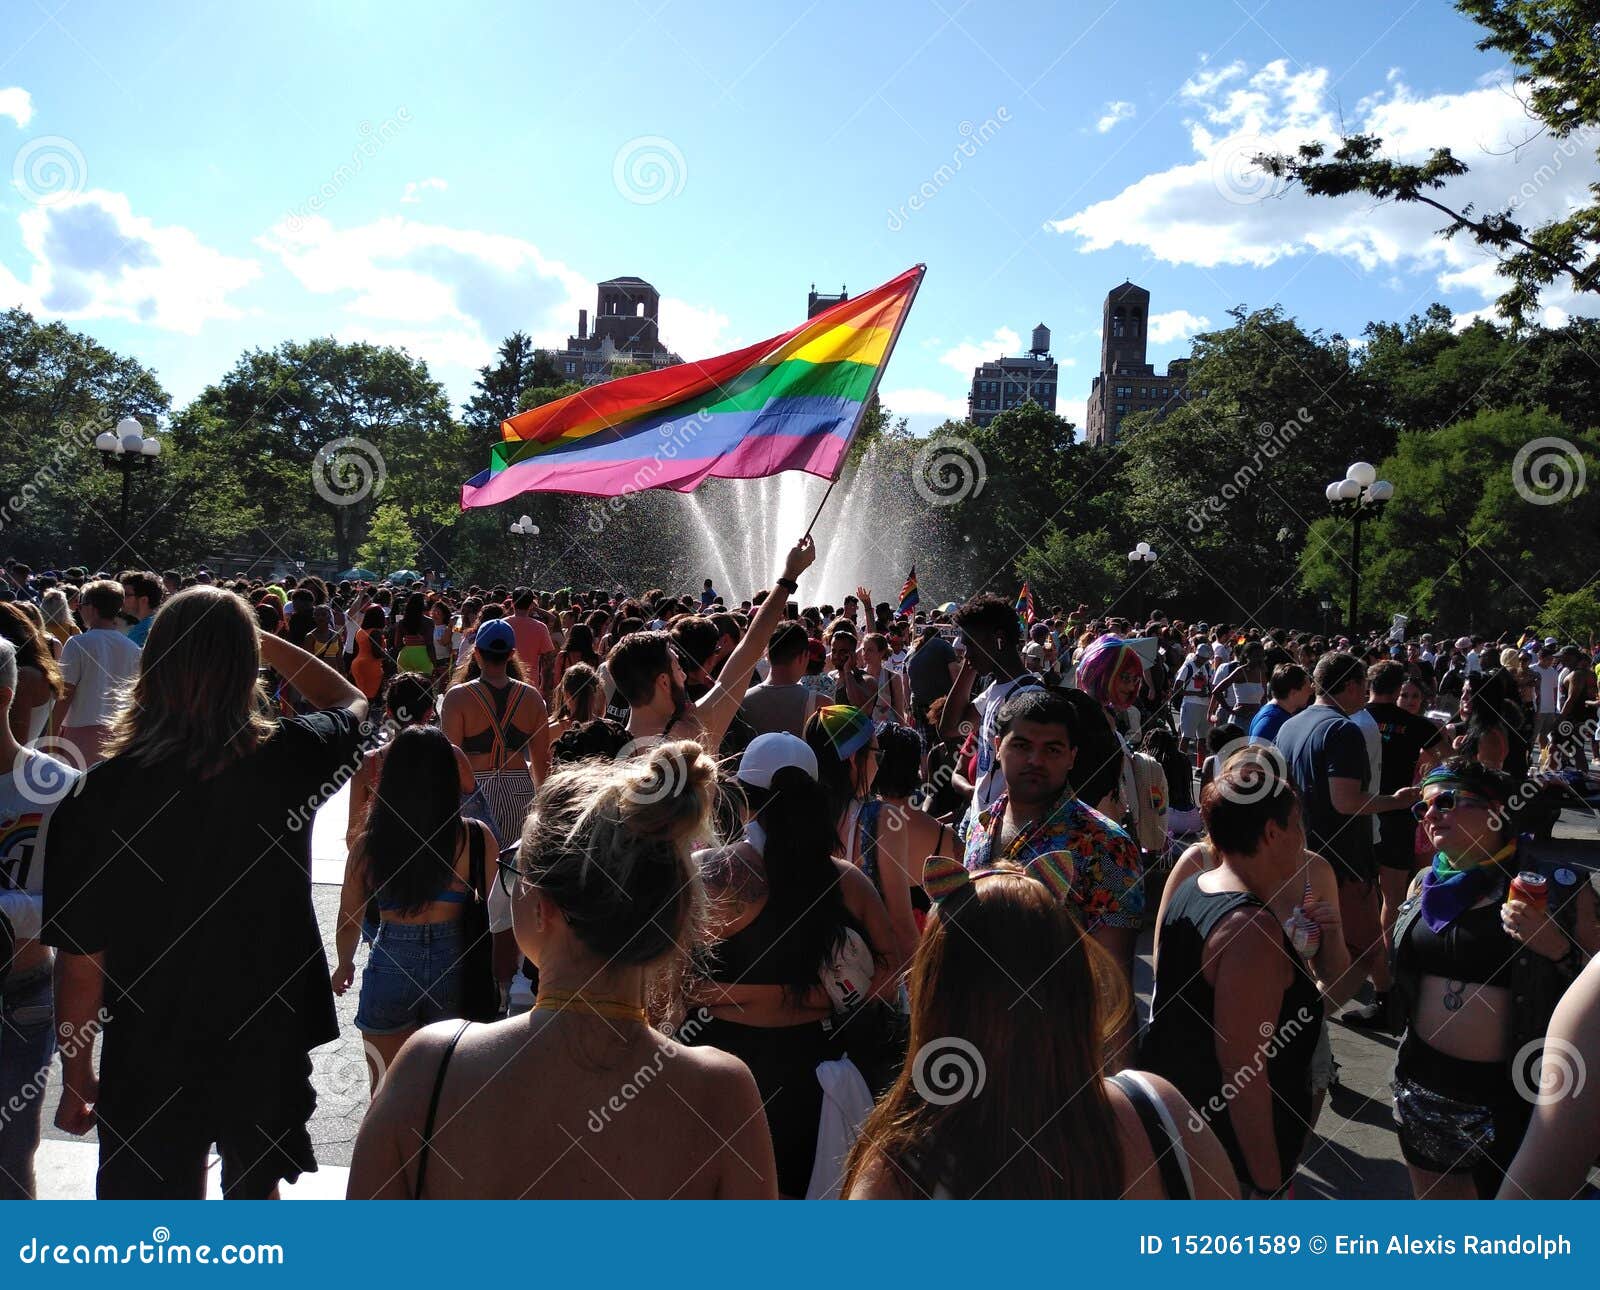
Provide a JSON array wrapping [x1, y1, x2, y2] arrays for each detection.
[[963, 687, 1144, 997]]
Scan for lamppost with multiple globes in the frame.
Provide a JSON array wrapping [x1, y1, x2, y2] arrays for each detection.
[[509, 514, 540, 583], [1127, 540, 1158, 623], [1323, 461, 1393, 634], [94, 417, 161, 545]]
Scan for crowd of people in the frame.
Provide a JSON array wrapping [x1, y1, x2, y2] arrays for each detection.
[[0, 549, 1597, 1200]]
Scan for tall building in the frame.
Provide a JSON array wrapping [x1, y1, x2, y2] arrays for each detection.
[[553, 276, 683, 384], [1085, 281, 1190, 445], [967, 323, 1058, 428], [808, 283, 848, 317]]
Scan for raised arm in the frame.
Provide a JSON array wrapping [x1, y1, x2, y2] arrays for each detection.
[[260, 631, 366, 720], [696, 537, 817, 749]]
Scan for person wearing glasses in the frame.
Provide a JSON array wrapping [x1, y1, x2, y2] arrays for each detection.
[[1389, 758, 1599, 1198]]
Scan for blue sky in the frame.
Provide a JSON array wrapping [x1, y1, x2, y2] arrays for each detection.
[[4, 0, 1593, 435]]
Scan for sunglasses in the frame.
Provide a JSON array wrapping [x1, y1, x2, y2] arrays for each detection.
[[1411, 789, 1496, 821], [496, 847, 530, 899]]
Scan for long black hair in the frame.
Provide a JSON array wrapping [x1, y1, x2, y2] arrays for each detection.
[[361, 726, 463, 914], [739, 766, 849, 1002]]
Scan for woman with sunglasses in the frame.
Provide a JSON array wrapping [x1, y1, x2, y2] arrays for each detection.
[[1389, 758, 1598, 1198], [844, 858, 1235, 1198], [348, 741, 777, 1198]]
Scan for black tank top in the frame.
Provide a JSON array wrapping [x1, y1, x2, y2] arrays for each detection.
[[1142, 875, 1323, 1188], [1405, 896, 1516, 988]]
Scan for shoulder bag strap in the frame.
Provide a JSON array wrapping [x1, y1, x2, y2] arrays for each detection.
[[1109, 1071, 1194, 1200], [414, 1019, 472, 1199], [467, 818, 487, 898]]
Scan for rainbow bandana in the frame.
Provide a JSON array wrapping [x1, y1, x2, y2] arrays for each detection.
[[1415, 765, 1515, 933], [815, 704, 875, 759]]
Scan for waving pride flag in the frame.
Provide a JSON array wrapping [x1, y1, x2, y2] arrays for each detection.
[[461, 265, 926, 508]]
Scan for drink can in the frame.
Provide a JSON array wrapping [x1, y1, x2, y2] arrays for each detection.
[[1508, 871, 1548, 910]]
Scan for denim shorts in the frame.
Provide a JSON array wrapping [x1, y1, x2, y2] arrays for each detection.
[[0, 966, 56, 1200], [355, 919, 468, 1035]]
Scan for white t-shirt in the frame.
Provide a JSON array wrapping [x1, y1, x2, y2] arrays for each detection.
[[0, 750, 80, 944], [1531, 663, 1561, 714], [58, 627, 142, 726], [1464, 650, 1483, 675], [1351, 707, 1383, 843]]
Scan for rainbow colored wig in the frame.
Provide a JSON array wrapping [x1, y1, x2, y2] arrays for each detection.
[[1074, 634, 1145, 711]]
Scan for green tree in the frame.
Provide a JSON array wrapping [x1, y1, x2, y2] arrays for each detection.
[[1260, 0, 1600, 325], [1299, 407, 1600, 631], [180, 338, 455, 569], [463, 331, 561, 430], [358, 502, 418, 573], [1117, 306, 1386, 622], [1015, 527, 1126, 612], [1537, 588, 1600, 647]]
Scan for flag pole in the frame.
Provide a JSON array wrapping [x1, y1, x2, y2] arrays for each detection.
[[803, 264, 926, 539]]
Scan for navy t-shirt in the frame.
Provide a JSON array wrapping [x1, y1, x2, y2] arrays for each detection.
[[1275, 703, 1372, 881]]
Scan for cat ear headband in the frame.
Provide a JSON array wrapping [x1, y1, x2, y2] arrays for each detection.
[[922, 854, 1072, 905]]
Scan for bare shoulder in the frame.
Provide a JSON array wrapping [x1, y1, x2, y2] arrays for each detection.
[[697, 841, 768, 904], [844, 1147, 907, 1200], [1209, 904, 1285, 963]]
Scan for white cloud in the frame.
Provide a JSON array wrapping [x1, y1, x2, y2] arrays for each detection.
[[938, 326, 1021, 373], [0, 87, 32, 127], [658, 296, 733, 359], [1095, 100, 1136, 133], [1059, 397, 1088, 431], [257, 214, 732, 384], [0, 190, 259, 332], [401, 177, 448, 204], [258, 214, 591, 352], [1048, 60, 1600, 315], [1147, 309, 1211, 343], [879, 387, 969, 418]]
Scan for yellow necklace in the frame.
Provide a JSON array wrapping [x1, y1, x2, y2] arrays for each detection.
[[534, 989, 648, 1024]]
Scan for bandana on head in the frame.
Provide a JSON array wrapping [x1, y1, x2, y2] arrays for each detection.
[[815, 705, 874, 760], [1414, 765, 1515, 933], [1075, 634, 1144, 710]]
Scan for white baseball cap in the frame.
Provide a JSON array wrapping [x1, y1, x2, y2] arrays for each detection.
[[737, 733, 818, 788]]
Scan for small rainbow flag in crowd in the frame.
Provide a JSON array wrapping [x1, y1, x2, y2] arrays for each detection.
[[1015, 581, 1037, 628], [461, 266, 925, 508], [898, 566, 919, 615]]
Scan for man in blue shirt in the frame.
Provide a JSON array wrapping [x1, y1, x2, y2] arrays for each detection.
[[1276, 652, 1418, 1023], [1249, 663, 1311, 745], [120, 570, 163, 647]]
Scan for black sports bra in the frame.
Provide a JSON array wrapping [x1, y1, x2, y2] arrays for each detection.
[[1406, 897, 1516, 989]]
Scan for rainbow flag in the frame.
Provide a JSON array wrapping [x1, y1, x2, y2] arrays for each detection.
[[461, 266, 925, 508], [898, 566, 919, 615], [1015, 581, 1036, 628]]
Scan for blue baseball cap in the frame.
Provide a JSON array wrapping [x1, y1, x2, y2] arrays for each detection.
[[475, 619, 516, 660]]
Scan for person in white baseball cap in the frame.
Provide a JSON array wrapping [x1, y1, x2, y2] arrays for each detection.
[[736, 731, 818, 789]]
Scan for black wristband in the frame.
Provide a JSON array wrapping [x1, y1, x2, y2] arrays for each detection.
[[775, 577, 798, 594]]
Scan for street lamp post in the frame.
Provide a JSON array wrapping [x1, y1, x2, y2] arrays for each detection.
[[1323, 462, 1393, 635], [509, 514, 540, 584], [1127, 541, 1158, 624], [94, 417, 161, 545]]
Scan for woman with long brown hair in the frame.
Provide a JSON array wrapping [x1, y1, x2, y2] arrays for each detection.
[[0, 602, 65, 745], [844, 858, 1233, 1199], [43, 586, 368, 1198]]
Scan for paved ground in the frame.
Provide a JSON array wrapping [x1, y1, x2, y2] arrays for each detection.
[[30, 798, 1600, 1199]]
